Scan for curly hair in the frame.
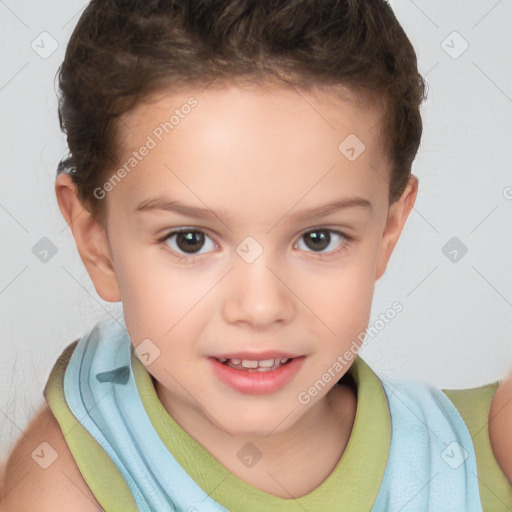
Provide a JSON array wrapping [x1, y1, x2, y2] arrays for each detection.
[[56, 0, 427, 221]]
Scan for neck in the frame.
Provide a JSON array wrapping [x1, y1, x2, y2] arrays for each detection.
[[155, 379, 357, 498]]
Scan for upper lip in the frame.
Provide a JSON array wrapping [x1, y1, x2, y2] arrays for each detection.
[[209, 351, 302, 360]]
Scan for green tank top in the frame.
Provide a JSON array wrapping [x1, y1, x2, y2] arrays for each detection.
[[43, 341, 512, 511]]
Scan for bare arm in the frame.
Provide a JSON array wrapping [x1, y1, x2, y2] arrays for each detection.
[[0, 459, 6, 497], [489, 374, 512, 483], [0, 402, 103, 511]]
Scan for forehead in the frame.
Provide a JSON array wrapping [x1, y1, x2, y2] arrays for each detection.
[[121, 82, 383, 149], [109, 83, 389, 222]]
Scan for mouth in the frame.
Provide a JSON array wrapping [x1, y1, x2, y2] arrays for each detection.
[[207, 354, 306, 394], [211, 356, 294, 372]]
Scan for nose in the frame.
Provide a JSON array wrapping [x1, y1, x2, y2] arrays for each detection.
[[222, 251, 295, 328]]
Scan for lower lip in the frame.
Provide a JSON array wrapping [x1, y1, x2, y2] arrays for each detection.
[[208, 356, 305, 395]]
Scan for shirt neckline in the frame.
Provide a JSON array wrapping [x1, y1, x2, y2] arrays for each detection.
[[132, 354, 391, 511]]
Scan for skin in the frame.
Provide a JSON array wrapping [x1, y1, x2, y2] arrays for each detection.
[[489, 373, 512, 482], [54, 81, 422, 498]]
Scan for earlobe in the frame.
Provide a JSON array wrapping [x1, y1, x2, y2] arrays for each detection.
[[374, 175, 418, 281], [55, 173, 121, 302]]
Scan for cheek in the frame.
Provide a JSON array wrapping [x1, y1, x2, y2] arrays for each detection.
[[115, 241, 180, 305], [116, 251, 214, 342], [331, 281, 373, 336], [305, 255, 376, 341]]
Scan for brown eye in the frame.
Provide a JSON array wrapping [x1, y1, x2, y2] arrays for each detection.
[[295, 228, 349, 255], [302, 230, 331, 252], [175, 231, 205, 253], [161, 229, 216, 257]]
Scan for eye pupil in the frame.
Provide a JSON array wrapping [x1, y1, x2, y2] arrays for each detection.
[[305, 230, 330, 251], [177, 231, 204, 253]]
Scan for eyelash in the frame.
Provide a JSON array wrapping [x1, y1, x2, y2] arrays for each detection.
[[156, 227, 353, 264]]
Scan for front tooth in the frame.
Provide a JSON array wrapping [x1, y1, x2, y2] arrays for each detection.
[[241, 359, 259, 368], [258, 359, 275, 368]]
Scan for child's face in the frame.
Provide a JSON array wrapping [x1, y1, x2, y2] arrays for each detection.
[[91, 83, 416, 436]]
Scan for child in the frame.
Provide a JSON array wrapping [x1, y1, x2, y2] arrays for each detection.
[[2, 0, 511, 511]]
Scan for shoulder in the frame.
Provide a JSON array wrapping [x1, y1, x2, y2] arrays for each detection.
[[0, 401, 103, 511], [489, 375, 512, 482]]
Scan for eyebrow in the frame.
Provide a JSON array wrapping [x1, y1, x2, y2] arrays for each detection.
[[135, 195, 372, 224]]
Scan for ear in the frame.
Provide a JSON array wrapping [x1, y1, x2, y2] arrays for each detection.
[[55, 173, 121, 302], [374, 175, 418, 281]]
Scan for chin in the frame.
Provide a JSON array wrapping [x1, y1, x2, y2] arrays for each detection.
[[219, 411, 298, 438], [227, 424, 278, 438]]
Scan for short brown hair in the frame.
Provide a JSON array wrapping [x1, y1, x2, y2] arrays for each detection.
[[56, 0, 427, 221]]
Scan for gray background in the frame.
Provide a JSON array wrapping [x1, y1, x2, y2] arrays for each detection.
[[1, 0, 511, 461]]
